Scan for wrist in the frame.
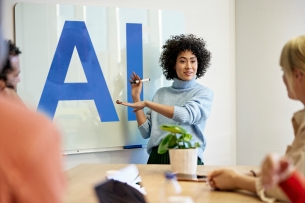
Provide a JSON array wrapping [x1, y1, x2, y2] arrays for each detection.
[[250, 170, 257, 177], [144, 100, 148, 107], [132, 96, 141, 102], [235, 173, 254, 190], [233, 173, 241, 189]]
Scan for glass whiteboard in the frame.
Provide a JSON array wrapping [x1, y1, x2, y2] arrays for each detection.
[[15, 2, 185, 153]]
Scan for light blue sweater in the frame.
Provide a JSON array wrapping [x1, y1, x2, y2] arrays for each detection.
[[138, 77, 213, 162]]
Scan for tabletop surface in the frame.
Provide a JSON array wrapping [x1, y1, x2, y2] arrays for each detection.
[[63, 164, 280, 203]]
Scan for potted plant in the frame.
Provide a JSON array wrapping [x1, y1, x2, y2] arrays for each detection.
[[158, 124, 200, 175]]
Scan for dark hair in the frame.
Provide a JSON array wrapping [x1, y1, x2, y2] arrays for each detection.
[[0, 40, 21, 82], [159, 34, 211, 80]]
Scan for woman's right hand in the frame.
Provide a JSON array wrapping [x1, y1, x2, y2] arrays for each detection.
[[208, 169, 239, 190], [130, 72, 143, 101]]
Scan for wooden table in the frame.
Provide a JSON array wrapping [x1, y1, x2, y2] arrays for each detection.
[[63, 164, 277, 203]]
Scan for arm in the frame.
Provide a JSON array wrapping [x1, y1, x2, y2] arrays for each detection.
[[208, 169, 256, 192], [118, 84, 213, 125], [279, 170, 305, 203], [259, 124, 305, 201], [129, 72, 147, 127], [118, 72, 174, 126], [171, 89, 213, 125], [116, 100, 174, 119], [144, 100, 174, 118], [207, 159, 290, 202], [132, 97, 147, 127], [261, 153, 305, 203]]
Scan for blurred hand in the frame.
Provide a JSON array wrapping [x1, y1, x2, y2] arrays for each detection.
[[130, 72, 142, 101], [208, 169, 239, 190], [116, 100, 146, 112], [261, 154, 295, 189]]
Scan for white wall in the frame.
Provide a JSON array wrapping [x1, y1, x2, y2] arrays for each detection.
[[236, 0, 305, 165], [2, 0, 236, 170]]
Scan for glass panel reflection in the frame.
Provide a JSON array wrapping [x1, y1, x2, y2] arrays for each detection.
[[15, 3, 185, 151]]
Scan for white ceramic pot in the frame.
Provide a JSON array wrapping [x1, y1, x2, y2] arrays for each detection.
[[169, 148, 198, 175]]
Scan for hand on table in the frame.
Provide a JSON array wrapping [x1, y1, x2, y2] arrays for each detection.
[[208, 169, 239, 190]]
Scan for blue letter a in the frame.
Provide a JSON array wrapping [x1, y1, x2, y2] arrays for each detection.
[[38, 21, 119, 122]]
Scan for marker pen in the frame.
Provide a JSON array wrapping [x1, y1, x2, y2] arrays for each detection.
[[130, 78, 150, 84], [123, 144, 143, 149]]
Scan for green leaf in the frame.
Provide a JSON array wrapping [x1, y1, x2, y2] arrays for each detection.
[[158, 134, 174, 154], [181, 133, 192, 141], [168, 135, 177, 148], [194, 142, 201, 148], [160, 125, 186, 134], [177, 135, 183, 142]]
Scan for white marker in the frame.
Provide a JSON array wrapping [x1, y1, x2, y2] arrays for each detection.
[[131, 78, 150, 84]]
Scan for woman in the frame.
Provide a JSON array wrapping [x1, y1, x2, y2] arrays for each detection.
[[208, 35, 305, 202], [117, 34, 213, 164], [261, 154, 305, 203]]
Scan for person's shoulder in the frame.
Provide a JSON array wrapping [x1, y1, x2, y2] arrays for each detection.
[[0, 98, 60, 158], [194, 84, 213, 98], [293, 109, 305, 134], [155, 86, 171, 93], [293, 109, 305, 122], [0, 97, 54, 130]]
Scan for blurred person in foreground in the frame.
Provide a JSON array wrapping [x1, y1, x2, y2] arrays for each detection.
[[208, 35, 305, 202], [261, 154, 305, 203], [0, 2, 65, 202]]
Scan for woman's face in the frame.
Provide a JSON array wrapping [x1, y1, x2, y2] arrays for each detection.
[[175, 50, 198, 81], [283, 73, 296, 99], [282, 69, 304, 100]]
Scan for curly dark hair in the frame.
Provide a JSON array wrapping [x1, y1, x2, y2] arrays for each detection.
[[0, 40, 21, 82], [159, 34, 211, 80]]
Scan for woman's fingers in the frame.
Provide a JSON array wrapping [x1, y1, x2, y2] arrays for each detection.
[[208, 169, 224, 179], [209, 179, 216, 188], [116, 100, 123, 104], [116, 100, 145, 111], [208, 170, 222, 189], [130, 72, 142, 86]]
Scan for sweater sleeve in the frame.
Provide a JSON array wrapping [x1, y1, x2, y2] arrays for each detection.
[[138, 108, 152, 139], [279, 170, 305, 203], [172, 88, 213, 125]]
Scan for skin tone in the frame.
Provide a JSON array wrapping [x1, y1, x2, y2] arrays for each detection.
[[208, 66, 305, 192], [6, 55, 21, 91], [0, 79, 24, 106], [283, 68, 305, 104], [261, 154, 295, 189], [116, 50, 198, 126], [0, 55, 23, 106]]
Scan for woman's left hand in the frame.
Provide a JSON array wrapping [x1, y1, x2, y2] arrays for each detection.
[[116, 100, 146, 112], [208, 169, 239, 190]]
